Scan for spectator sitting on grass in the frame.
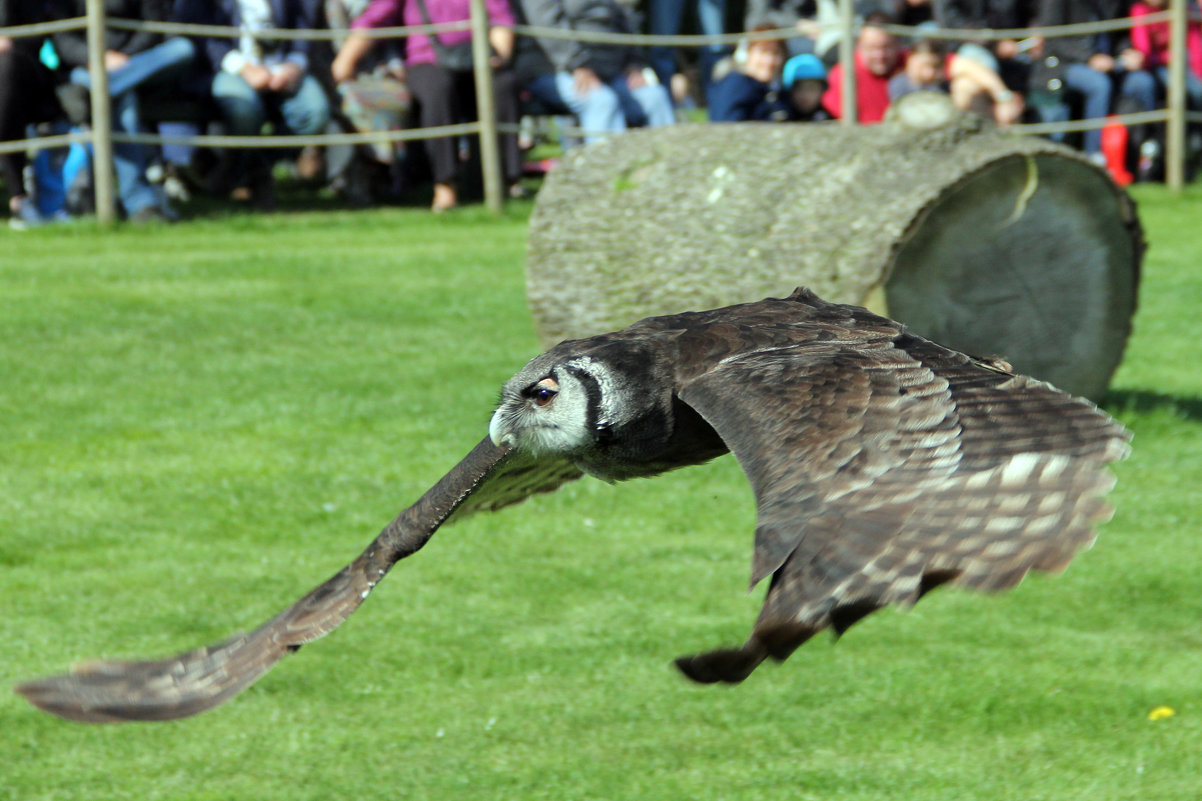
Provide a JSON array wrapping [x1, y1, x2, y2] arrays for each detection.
[[1, 0, 67, 229], [177, 0, 331, 211], [513, 0, 675, 143], [51, 0, 196, 222]]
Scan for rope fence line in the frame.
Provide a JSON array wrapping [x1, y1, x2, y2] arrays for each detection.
[[0, 131, 95, 157], [108, 122, 488, 149], [2, 0, 1197, 220], [102, 16, 473, 40], [2, 11, 1187, 46], [1011, 108, 1172, 136]]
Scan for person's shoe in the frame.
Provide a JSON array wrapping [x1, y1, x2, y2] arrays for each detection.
[[296, 146, 325, 180], [508, 182, 534, 200], [9, 197, 45, 230], [55, 83, 92, 126], [129, 205, 175, 224], [249, 169, 277, 212]]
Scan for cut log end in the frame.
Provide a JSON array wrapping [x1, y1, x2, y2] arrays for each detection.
[[527, 115, 1142, 399]]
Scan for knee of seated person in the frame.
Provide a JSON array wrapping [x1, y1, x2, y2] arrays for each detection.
[[215, 99, 266, 133], [163, 36, 196, 62], [631, 84, 673, 125], [285, 90, 331, 135], [1122, 70, 1156, 94], [587, 84, 622, 116], [293, 105, 331, 136]]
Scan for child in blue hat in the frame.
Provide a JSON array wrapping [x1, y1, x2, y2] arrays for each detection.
[[782, 54, 832, 122]]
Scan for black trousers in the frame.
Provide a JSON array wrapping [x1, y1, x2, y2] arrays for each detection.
[[0, 48, 62, 200], [405, 62, 521, 185]]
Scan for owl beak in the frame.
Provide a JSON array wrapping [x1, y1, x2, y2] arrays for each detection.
[[488, 409, 515, 448]]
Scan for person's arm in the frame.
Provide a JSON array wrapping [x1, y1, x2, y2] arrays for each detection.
[[949, 52, 1023, 123], [485, 0, 516, 65], [332, 32, 375, 82], [279, 0, 313, 76], [521, 0, 583, 72], [123, 0, 171, 56], [50, 0, 91, 69], [489, 26, 515, 66]]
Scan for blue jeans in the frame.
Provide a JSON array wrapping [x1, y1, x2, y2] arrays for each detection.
[[71, 36, 195, 214], [1121, 66, 1202, 111], [212, 70, 331, 174], [647, 0, 727, 94], [1063, 62, 1112, 155], [211, 71, 330, 137], [526, 72, 675, 143]]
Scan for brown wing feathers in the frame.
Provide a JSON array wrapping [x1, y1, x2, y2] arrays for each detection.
[[15, 439, 581, 722], [675, 298, 1128, 683]]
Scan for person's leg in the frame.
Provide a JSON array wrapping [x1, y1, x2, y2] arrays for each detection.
[[406, 63, 461, 206], [211, 70, 266, 135], [211, 70, 270, 193], [0, 47, 61, 217], [1119, 68, 1157, 112], [277, 73, 331, 136], [109, 89, 162, 216], [1063, 62, 1112, 154], [0, 50, 31, 206], [489, 67, 524, 184], [632, 82, 676, 127], [1158, 65, 1202, 109], [647, 0, 685, 90], [697, 0, 728, 95], [549, 71, 625, 141], [75, 37, 196, 97], [610, 77, 675, 128]]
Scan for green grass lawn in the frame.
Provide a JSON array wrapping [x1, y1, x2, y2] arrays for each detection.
[[2, 187, 1201, 801]]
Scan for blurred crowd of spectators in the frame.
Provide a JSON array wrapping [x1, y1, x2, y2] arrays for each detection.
[[2, 0, 1200, 227]]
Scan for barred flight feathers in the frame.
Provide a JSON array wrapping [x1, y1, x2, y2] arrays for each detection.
[[16, 440, 580, 722]]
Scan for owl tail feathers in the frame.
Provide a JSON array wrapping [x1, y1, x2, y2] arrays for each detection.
[[674, 646, 765, 684], [674, 622, 818, 683]]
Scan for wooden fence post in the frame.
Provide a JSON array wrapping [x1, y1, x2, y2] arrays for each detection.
[[838, 0, 857, 125], [1165, 0, 1187, 191], [470, 0, 503, 213], [85, 0, 116, 224]]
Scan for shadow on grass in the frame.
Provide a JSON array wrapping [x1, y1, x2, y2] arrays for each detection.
[[174, 160, 546, 222], [176, 174, 441, 221], [1102, 388, 1202, 422]]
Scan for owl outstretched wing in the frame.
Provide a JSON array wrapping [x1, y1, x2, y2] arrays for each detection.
[[14, 438, 581, 722], [670, 291, 1130, 683]]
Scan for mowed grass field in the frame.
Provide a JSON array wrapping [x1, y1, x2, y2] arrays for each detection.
[[2, 187, 1201, 801]]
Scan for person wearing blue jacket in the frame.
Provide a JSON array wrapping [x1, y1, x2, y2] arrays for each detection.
[[708, 30, 789, 121]]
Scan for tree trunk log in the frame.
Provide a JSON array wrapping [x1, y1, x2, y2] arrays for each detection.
[[526, 96, 1144, 400]]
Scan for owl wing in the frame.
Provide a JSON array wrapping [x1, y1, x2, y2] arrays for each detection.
[[14, 438, 582, 722], [672, 317, 1129, 684]]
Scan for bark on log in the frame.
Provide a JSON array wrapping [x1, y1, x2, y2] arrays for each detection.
[[526, 95, 1144, 400]]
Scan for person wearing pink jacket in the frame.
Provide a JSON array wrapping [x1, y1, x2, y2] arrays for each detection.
[[332, 0, 525, 211]]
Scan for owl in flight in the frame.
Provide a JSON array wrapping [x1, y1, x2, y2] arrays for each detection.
[[16, 289, 1129, 722]]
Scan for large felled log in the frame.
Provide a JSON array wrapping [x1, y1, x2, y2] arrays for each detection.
[[526, 94, 1144, 400]]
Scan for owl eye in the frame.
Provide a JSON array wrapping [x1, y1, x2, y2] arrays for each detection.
[[525, 377, 559, 407]]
